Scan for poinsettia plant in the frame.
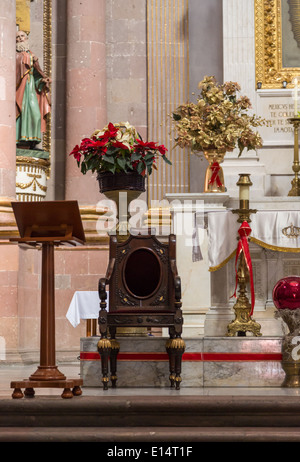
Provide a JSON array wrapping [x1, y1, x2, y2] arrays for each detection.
[[171, 75, 265, 156], [69, 122, 171, 176]]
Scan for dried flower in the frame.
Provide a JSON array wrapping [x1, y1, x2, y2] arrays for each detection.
[[172, 76, 265, 156]]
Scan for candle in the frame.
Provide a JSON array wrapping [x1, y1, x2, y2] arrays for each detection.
[[237, 173, 252, 203], [294, 78, 298, 116], [239, 184, 249, 201]]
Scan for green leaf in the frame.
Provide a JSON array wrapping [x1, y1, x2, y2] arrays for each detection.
[[117, 157, 126, 170], [84, 152, 96, 161], [137, 161, 144, 174], [131, 152, 141, 162], [102, 153, 115, 164], [144, 153, 154, 161], [107, 164, 116, 173], [162, 156, 172, 165]]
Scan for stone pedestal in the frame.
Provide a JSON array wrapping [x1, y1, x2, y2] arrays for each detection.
[[165, 193, 229, 337], [222, 153, 268, 199]]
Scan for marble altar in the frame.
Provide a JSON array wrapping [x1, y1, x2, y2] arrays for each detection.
[[164, 193, 300, 338]]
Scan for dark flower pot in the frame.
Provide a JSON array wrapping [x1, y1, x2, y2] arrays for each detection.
[[97, 171, 146, 193]]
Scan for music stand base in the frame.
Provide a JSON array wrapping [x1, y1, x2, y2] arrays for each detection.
[[29, 365, 67, 381], [10, 378, 83, 399]]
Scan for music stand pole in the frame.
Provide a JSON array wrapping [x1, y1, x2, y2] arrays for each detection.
[[29, 242, 66, 381]]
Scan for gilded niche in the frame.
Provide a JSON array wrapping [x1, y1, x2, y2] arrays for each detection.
[[255, 0, 300, 88]]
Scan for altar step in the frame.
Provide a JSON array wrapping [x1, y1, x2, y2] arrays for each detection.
[[2, 426, 300, 442], [1, 395, 300, 442]]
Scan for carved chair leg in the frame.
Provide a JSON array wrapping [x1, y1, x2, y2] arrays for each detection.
[[97, 336, 111, 390], [110, 338, 120, 388], [166, 336, 185, 390], [108, 327, 119, 387], [175, 347, 184, 390], [166, 337, 176, 388]]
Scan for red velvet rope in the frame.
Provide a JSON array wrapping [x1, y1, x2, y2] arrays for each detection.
[[232, 221, 255, 315]]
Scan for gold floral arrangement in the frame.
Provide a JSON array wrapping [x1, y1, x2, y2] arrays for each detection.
[[171, 76, 265, 156]]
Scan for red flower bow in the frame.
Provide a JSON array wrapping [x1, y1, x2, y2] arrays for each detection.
[[208, 162, 223, 188]]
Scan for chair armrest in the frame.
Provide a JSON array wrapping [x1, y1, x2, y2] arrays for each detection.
[[98, 257, 116, 309], [105, 257, 116, 282], [170, 259, 178, 278], [98, 277, 107, 297], [174, 275, 182, 303], [170, 259, 181, 301]]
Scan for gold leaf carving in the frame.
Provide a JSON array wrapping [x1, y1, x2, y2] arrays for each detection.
[[255, 0, 298, 88]]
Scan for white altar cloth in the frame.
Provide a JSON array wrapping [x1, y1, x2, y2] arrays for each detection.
[[208, 210, 300, 271], [66, 291, 101, 327]]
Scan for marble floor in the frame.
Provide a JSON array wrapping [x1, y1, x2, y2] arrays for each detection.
[[1, 361, 300, 398]]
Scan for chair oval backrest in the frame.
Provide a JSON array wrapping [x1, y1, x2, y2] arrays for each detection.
[[123, 248, 162, 298]]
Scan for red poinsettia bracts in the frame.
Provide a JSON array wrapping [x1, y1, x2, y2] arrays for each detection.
[[69, 122, 171, 176], [69, 144, 81, 162]]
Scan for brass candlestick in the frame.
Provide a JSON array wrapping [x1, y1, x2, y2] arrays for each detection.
[[232, 174, 257, 223], [227, 174, 262, 337], [288, 117, 300, 196]]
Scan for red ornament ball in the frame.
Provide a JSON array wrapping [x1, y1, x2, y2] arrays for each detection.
[[273, 276, 300, 310]]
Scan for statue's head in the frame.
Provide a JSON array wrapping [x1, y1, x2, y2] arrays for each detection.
[[16, 30, 29, 52]]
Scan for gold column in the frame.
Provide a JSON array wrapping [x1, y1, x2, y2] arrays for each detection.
[[147, 0, 190, 203]]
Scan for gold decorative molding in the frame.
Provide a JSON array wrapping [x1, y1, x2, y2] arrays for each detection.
[[146, 0, 190, 202], [16, 0, 30, 34], [43, 0, 52, 172], [16, 157, 50, 201], [255, 0, 300, 88], [16, 173, 47, 192]]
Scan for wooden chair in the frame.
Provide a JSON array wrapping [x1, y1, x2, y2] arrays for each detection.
[[97, 232, 185, 389]]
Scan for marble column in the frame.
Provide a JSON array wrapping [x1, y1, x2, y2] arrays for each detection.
[[222, 0, 267, 198], [0, 0, 20, 362], [188, 0, 223, 194], [0, 0, 17, 232], [65, 0, 107, 205], [0, 0, 16, 201]]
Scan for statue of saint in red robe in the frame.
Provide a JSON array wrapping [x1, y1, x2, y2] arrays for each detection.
[[16, 30, 51, 149]]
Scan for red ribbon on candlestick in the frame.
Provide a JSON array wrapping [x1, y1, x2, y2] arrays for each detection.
[[209, 162, 223, 188], [231, 221, 255, 316]]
